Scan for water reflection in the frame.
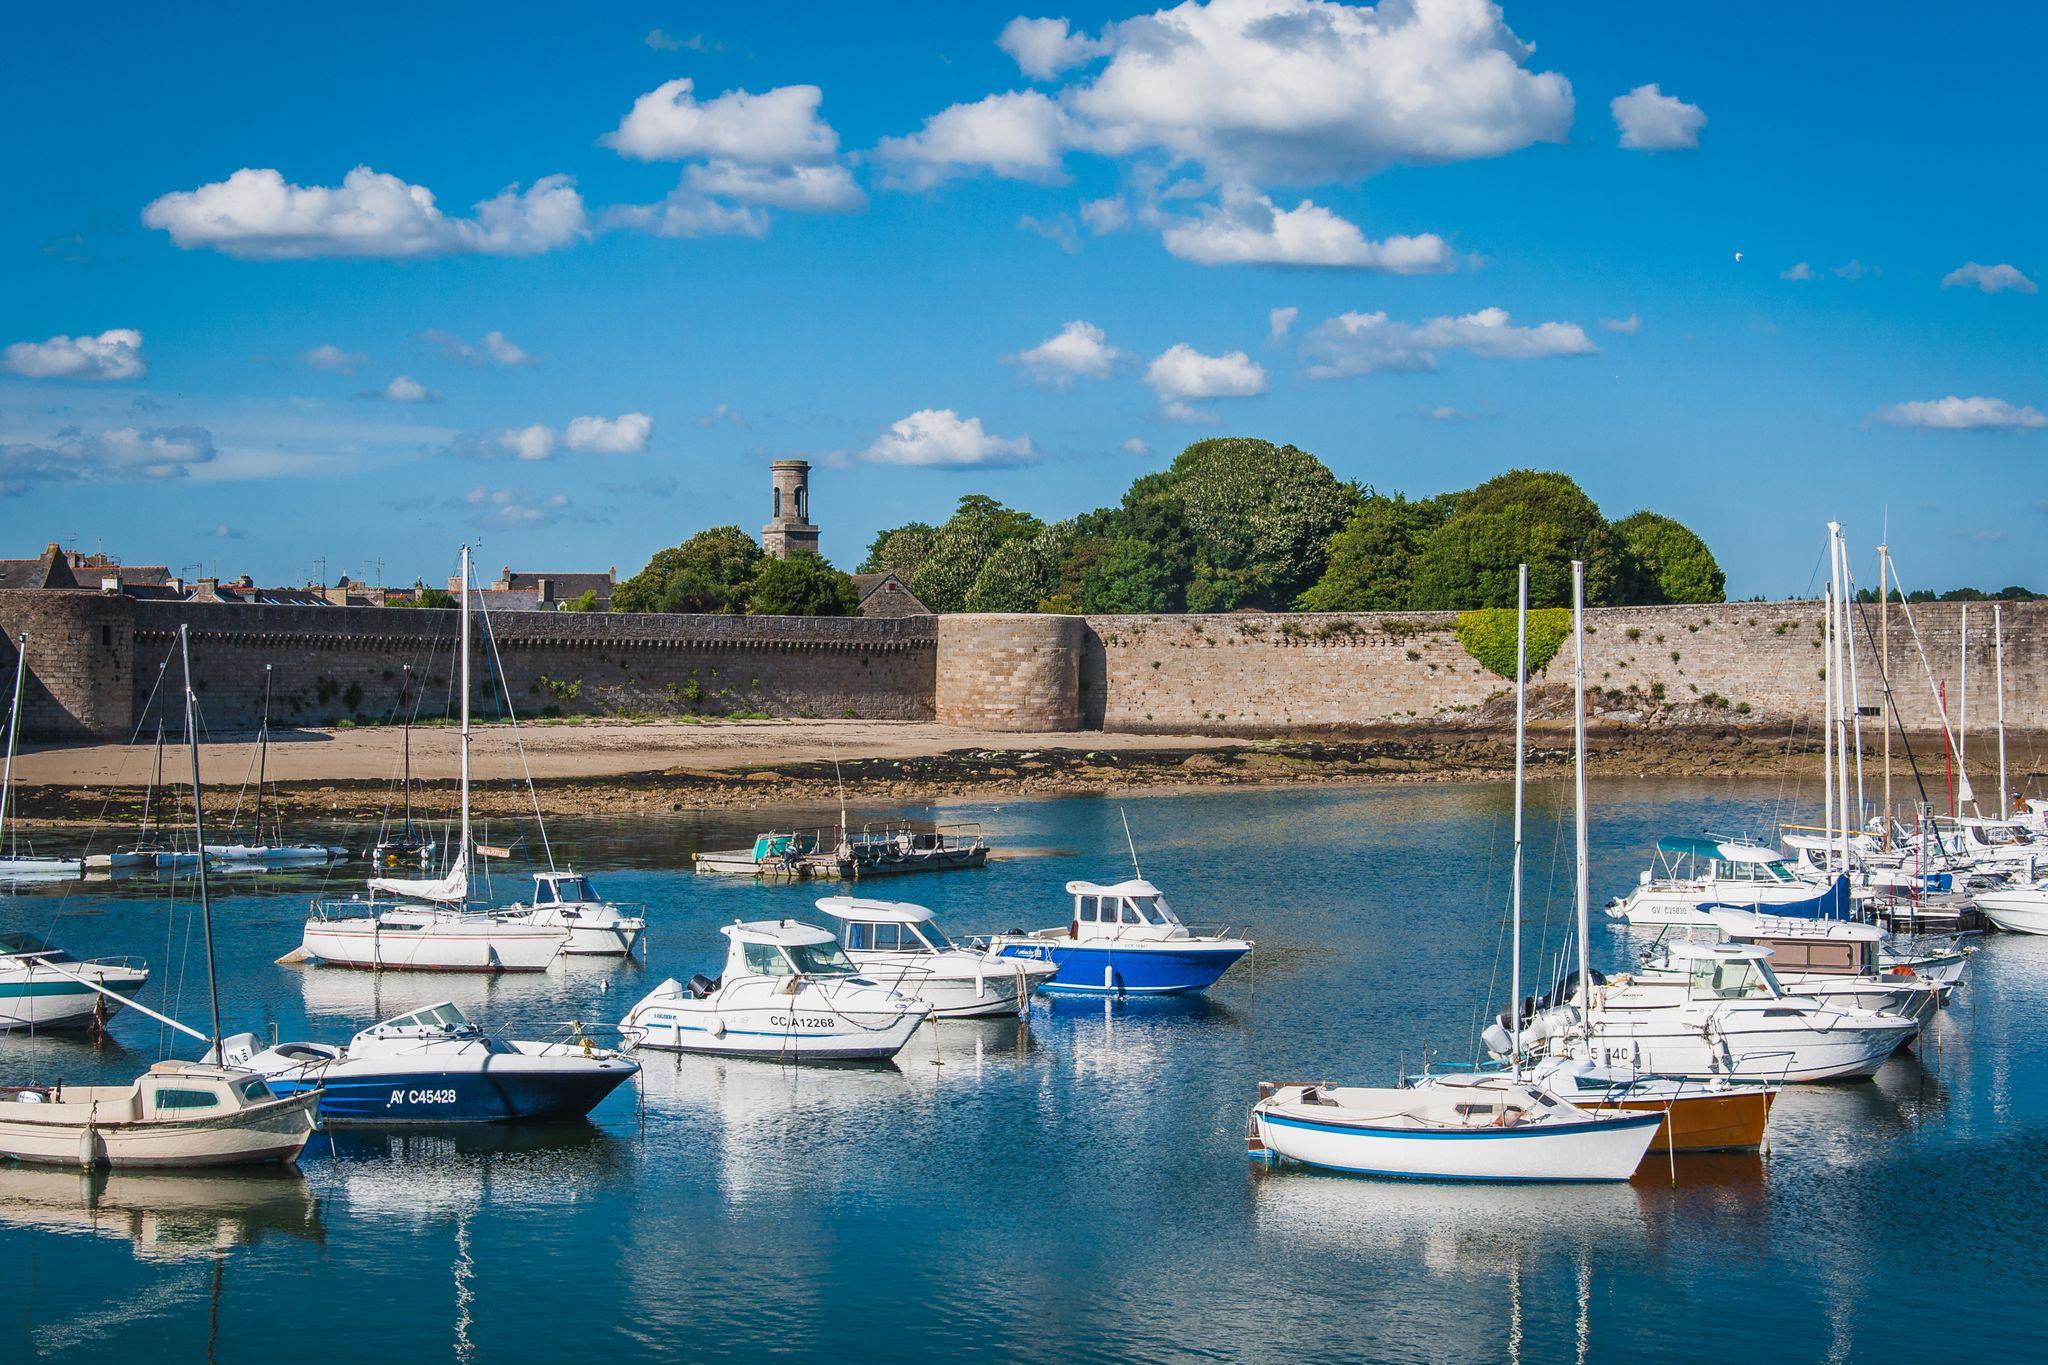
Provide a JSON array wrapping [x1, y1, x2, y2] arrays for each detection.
[[0, 1165, 323, 1261]]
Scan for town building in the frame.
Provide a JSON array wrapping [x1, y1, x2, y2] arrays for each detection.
[[449, 566, 618, 611], [851, 572, 931, 618]]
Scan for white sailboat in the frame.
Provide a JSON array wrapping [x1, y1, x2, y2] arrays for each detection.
[[1250, 566, 1662, 1182], [93, 723, 203, 870], [299, 547, 567, 973], [205, 665, 344, 866], [0, 634, 83, 879], [0, 625, 316, 1168]]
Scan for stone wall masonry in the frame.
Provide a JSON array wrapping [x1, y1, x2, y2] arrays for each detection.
[[934, 614, 1084, 732], [1082, 601, 2048, 737]]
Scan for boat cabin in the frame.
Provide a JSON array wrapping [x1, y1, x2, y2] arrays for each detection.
[[1648, 836, 1798, 887], [353, 1002, 484, 1045], [1707, 912, 1882, 977], [1064, 878, 1189, 941], [720, 920, 860, 980], [816, 897, 957, 954], [1665, 941, 1788, 1002], [531, 872, 601, 906]]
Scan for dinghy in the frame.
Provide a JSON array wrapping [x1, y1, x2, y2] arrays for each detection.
[[818, 896, 1056, 1017], [619, 920, 930, 1062]]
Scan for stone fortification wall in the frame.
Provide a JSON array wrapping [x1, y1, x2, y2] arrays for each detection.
[[1080, 601, 2047, 737], [0, 593, 935, 737], [934, 614, 1084, 732]]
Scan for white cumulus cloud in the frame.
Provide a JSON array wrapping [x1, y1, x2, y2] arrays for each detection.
[[683, 161, 866, 212], [1121, 437, 1151, 455], [1600, 314, 1641, 334], [143, 167, 587, 260], [1160, 188, 1453, 270], [1942, 261, 2037, 295], [1302, 306, 1597, 378], [604, 79, 840, 166], [465, 486, 572, 529], [862, 408, 1034, 467], [1009, 320, 1126, 385], [1145, 344, 1267, 421], [603, 190, 769, 239], [873, 90, 1071, 189], [1780, 262, 1815, 281], [999, 16, 1110, 80], [498, 424, 559, 461], [2, 329, 147, 381], [1269, 306, 1300, 342], [1611, 83, 1705, 151], [483, 331, 536, 366], [564, 413, 654, 454], [0, 424, 215, 492], [379, 375, 439, 403], [302, 343, 366, 373], [1875, 397, 2046, 432]]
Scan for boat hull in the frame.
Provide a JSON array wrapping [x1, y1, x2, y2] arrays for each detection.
[[1976, 890, 2048, 935], [0, 857, 84, 879], [264, 1059, 635, 1125], [994, 940, 1248, 995], [0, 1095, 315, 1169], [301, 918, 564, 972], [1253, 1107, 1662, 1183], [0, 970, 147, 1031], [1592, 1089, 1776, 1153], [622, 994, 927, 1062], [1567, 1020, 1913, 1083]]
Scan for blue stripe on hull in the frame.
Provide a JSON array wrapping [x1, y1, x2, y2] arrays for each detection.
[[995, 942, 1246, 995], [271, 1069, 632, 1125]]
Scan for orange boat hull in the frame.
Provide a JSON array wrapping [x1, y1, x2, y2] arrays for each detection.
[[1603, 1089, 1776, 1152]]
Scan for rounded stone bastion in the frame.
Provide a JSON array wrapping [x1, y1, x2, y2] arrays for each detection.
[[934, 613, 1085, 732], [0, 590, 138, 740]]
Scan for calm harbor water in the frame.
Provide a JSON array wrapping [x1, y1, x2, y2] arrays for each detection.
[[3, 777, 2042, 1362]]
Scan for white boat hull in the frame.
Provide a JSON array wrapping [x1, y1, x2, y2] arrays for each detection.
[[300, 915, 564, 972], [1252, 1087, 1660, 1183], [0, 964, 149, 1031], [1977, 888, 2048, 934], [0, 857, 83, 879], [622, 978, 929, 1061], [207, 845, 343, 866], [0, 1094, 315, 1169], [847, 956, 1054, 1018], [1564, 1015, 1913, 1082], [500, 905, 646, 957]]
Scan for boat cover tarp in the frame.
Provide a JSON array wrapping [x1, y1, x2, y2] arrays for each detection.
[[1700, 874, 1850, 920], [368, 849, 468, 903], [1656, 835, 1781, 865]]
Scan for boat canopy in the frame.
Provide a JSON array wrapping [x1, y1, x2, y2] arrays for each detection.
[[721, 919, 837, 947], [814, 897, 934, 924], [1655, 836, 1782, 865], [532, 871, 597, 904], [356, 1002, 480, 1043], [1708, 909, 1882, 942], [0, 932, 59, 958], [1664, 939, 1774, 963], [1065, 878, 1162, 898]]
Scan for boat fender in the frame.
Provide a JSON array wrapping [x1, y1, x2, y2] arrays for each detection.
[[709, 1018, 726, 1040]]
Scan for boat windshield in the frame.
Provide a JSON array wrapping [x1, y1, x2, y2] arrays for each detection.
[[1132, 895, 1182, 926], [1686, 956, 1777, 1001], [540, 876, 596, 904], [912, 919, 954, 951], [391, 1004, 473, 1032], [786, 942, 857, 976]]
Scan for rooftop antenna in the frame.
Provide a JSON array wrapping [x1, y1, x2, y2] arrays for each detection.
[[1120, 807, 1143, 881]]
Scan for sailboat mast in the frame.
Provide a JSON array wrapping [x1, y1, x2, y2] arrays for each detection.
[[140, 721, 163, 840], [459, 545, 473, 886], [1571, 562, 1591, 1028], [1995, 602, 2008, 820], [179, 626, 223, 1056], [255, 663, 272, 840], [400, 664, 413, 833], [1831, 534, 1851, 876], [1839, 535, 1866, 832], [0, 634, 23, 854], [1959, 604, 1970, 808], [1822, 579, 1835, 871], [1879, 544, 1891, 848], [1509, 564, 1528, 1077]]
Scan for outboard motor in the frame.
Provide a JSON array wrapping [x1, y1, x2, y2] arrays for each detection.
[[687, 973, 719, 999]]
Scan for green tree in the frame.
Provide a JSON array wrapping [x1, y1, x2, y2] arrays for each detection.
[[1079, 536, 1184, 614], [964, 521, 1076, 612], [1613, 511, 1725, 604], [1455, 607, 1573, 679], [389, 585, 455, 610], [611, 526, 763, 614], [748, 552, 860, 616], [908, 495, 1044, 613], [557, 589, 601, 612], [1160, 438, 1359, 611], [859, 522, 938, 579], [1410, 470, 1629, 609], [1296, 492, 1454, 611]]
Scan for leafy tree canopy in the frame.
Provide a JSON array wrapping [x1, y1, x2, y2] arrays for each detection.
[[1455, 607, 1572, 680], [557, 589, 601, 612], [906, 495, 1044, 613], [749, 552, 860, 616], [611, 525, 763, 614], [1296, 492, 1455, 611], [859, 522, 938, 580], [1410, 470, 1629, 609], [389, 585, 455, 610], [1160, 438, 1360, 611], [1613, 511, 1725, 604], [964, 521, 1075, 613]]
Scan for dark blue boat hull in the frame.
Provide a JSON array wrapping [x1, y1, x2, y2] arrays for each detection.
[[271, 1067, 633, 1125], [994, 941, 1247, 995]]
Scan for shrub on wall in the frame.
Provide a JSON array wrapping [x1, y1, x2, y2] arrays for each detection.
[[1613, 511, 1726, 604], [1454, 607, 1571, 680]]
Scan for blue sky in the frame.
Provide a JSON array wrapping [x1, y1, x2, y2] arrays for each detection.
[[3, 1, 2042, 598]]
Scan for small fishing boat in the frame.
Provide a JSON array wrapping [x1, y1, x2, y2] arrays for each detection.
[[817, 896, 1057, 1017], [498, 871, 647, 957], [0, 634, 83, 880], [90, 723, 203, 871], [0, 625, 315, 1169], [214, 1001, 638, 1124], [836, 823, 989, 878], [693, 831, 817, 878], [0, 933, 149, 1031], [1701, 910, 1946, 1020], [1517, 1056, 1776, 1153], [984, 878, 1252, 996], [618, 920, 930, 1062], [1247, 1079, 1662, 1182]]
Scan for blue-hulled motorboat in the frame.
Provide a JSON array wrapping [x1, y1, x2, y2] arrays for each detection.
[[984, 878, 1251, 996]]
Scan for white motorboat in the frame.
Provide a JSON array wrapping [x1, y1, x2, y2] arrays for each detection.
[[498, 871, 647, 957], [1975, 882, 2048, 935], [1511, 940, 1919, 1083], [0, 633, 83, 880], [1700, 910, 1946, 1021], [1605, 836, 1846, 926], [0, 933, 149, 1030], [1248, 1079, 1661, 1183], [817, 896, 1057, 1017], [297, 548, 568, 973], [619, 920, 930, 1062], [983, 877, 1253, 995], [214, 1002, 638, 1124], [0, 625, 316, 1169], [0, 1062, 315, 1168]]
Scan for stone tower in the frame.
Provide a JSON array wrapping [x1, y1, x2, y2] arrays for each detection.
[[761, 458, 820, 559]]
